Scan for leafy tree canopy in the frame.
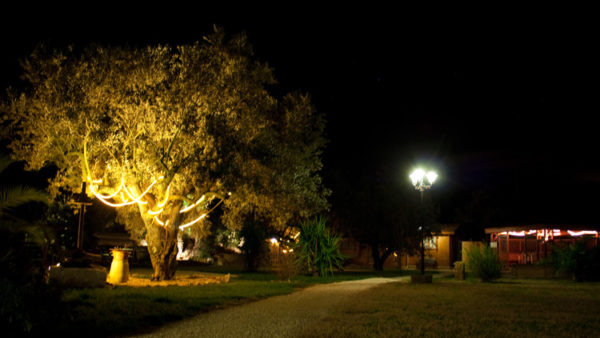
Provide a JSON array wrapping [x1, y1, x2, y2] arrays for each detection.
[[1, 27, 329, 279], [329, 166, 437, 270]]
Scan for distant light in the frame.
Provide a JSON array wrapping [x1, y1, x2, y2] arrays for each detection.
[[270, 237, 278, 244]]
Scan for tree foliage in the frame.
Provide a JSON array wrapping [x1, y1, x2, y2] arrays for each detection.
[[2, 27, 328, 280], [330, 166, 433, 270]]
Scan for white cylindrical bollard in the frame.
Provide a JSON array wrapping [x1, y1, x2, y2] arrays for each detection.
[[107, 248, 130, 284]]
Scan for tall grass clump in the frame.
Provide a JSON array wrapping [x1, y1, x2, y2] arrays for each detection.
[[466, 244, 503, 282], [295, 216, 345, 277]]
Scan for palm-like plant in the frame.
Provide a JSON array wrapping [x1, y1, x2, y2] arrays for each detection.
[[0, 155, 49, 226], [0, 154, 50, 274], [295, 216, 345, 276], [0, 156, 48, 211]]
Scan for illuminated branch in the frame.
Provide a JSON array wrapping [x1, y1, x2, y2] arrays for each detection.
[[160, 129, 180, 175], [83, 128, 92, 181]]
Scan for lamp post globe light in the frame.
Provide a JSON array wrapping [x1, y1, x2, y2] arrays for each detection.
[[410, 168, 437, 276]]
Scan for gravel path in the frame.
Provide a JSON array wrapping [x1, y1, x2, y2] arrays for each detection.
[[131, 276, 410, 337]]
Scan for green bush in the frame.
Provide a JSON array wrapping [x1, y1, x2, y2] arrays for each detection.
[[466, 244, 503, 282], [550, 240, 600, 282], [295, 216, 345, 277]]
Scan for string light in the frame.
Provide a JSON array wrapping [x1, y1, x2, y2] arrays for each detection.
[[89, 175, 161, 207], [154, 215, 165, 226], [178, 197, 225, 230], [157, 184, 171, 208], [148, 208, 164, 215], [568, 230, 598, 236], [499, 229, 598, 240], [87, 171, 229, 231], [178, 214, 206, 230]]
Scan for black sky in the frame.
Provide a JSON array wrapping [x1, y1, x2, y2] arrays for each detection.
[[1, 7, 598, 224]]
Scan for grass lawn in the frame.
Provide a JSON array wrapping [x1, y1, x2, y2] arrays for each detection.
[[300, 276, 600, 337], [54, 266, 415, 337]]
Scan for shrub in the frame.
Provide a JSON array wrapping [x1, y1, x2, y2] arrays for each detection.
[[550, 240, 600, 282], [466, 244, 503, 282], [294, 216, 345, 277]]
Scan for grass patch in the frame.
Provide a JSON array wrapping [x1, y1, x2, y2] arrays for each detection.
[[300, 278, 600, 337], [60, 279, 295, 336], [54, 267, 415, 336]]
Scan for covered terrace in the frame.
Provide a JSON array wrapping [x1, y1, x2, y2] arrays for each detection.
[[485, 225, 599, 266]]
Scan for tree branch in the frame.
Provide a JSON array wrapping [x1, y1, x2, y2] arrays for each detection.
[[160, 128, 181, 174]]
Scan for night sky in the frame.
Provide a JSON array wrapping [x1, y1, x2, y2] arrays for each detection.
[[1, 8, 598, 225]]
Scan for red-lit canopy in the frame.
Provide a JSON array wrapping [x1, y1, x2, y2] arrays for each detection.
[[485, 225, 599, 265]]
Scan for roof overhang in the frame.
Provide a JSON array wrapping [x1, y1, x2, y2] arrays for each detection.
[[485, 224, 600, 234]]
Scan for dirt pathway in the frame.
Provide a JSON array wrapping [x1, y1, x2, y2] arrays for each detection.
[[131, 276, 410, 337]]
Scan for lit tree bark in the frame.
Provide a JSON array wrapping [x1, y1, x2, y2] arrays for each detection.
[[144, 202, 182, 281]]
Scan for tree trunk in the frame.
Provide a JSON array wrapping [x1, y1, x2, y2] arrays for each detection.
[[144, 203, 182, 281], [371, 244, 393, 271], [148, 236, 178, 281]]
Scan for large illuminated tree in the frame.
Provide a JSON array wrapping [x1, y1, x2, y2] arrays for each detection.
[[2, 28, 328, 280]]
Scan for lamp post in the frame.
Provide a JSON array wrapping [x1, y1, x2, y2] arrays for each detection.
[[410, 168, 437, 275]]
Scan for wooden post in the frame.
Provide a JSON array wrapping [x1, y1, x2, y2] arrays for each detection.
[[72, 182, 93, 250]]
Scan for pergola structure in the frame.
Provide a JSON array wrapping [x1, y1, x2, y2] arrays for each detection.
[[485, 225, 599, 266]]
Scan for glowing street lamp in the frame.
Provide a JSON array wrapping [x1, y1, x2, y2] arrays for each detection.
[[410, 169, 437, 191], [410, 168, 437, 275]]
